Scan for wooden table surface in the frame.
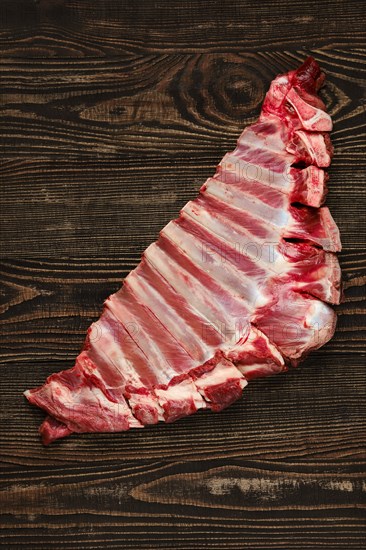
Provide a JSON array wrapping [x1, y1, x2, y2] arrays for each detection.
[[1, 1, 365, 548]]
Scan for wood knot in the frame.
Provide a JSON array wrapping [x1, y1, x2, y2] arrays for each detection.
[[170, 54, 264, 130]]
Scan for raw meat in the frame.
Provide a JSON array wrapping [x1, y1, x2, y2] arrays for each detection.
[[25, 57, 342, 445]]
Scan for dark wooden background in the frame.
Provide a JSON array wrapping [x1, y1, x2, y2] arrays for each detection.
[[1, 1, 365, 548]]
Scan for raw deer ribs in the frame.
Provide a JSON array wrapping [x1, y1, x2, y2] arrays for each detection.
[[25, 58, 342, 444]]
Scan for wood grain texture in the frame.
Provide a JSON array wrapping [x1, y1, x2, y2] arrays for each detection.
[[1, 51, 365, 158], [0, 252, 365, 364], [0, 460, 365, 549], [0, 0, 365, 56], [0, 153, 365, 256], [1, 2, 365, 548], [0, 50, 365, 257], [2, 354, 365, 467]]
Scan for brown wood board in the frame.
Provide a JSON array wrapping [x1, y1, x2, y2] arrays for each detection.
[[0, 2, 365, 549]]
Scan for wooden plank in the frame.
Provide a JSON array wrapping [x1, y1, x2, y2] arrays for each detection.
[[0, 459, 364, 549], [1, 354, 365, 466], [1, 153, 365, 256], [0, 0, 365, 57], [0, 253, 365, 364], [0, 51, 364, 157], [0, 5, 365, 547]]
